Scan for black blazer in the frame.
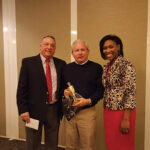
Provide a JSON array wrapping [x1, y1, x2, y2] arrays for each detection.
[[17, 54, 66, 122]]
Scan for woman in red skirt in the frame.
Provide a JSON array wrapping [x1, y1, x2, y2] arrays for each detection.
[[99, 35, 136, 150]]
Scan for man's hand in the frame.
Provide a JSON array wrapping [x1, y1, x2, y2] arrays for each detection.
[[20, 112, 30, 123], [72, 98, 90, 107], [64, 89, 71, 99]]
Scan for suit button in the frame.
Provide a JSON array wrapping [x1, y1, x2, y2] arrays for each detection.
[[46, 101, 49, 104], [46, 92, 49, 95]]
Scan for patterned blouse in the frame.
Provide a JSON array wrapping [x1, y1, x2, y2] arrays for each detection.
[[102, 56, 136, 110]]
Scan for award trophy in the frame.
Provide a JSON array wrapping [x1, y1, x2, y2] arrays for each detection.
[[62, 82, 82, 121], [67, 82, 77, 103]]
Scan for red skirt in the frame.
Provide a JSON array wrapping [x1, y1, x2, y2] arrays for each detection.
[[104, 108, 136, 150]]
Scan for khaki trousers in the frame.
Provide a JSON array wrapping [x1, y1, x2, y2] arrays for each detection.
[[65, 106, 97, 150]]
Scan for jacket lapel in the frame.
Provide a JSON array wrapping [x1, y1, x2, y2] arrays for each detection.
[[103, 56, 121, 87], [35, 54, 47, 86], [53, 57, 60, 91]]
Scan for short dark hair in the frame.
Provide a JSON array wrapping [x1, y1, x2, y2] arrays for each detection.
[[99, 35, 124, 59], [42, 35, 56, 43]]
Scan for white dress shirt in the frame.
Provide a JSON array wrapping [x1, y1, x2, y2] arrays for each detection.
[[40, 54, 57, 104]]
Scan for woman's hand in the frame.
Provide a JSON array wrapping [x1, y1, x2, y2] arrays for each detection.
[[120, 109, 132, 134], [120, 118, 130, 134]]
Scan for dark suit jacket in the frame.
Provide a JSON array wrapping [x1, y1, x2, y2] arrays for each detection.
[[17, 54, 66, 122]]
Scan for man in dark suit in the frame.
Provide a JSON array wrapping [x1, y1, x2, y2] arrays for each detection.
[[17, 35, 66, 150]]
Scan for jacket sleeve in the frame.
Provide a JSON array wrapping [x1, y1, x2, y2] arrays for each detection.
[[16, 59, 29, 115], [122, 63, 136, 109]]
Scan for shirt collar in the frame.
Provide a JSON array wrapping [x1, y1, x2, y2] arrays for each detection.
[[74, 59, 88, 65], [40, 54, 53, 64]]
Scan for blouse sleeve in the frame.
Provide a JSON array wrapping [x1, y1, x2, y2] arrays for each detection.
[[122, 63, 136, 109]]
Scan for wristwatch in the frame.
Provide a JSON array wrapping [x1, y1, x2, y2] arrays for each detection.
[[88, 98, 92, 105]]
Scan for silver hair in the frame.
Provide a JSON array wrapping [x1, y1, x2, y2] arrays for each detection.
[[41, 35, 56, 44], [71, 39, 89, 51]]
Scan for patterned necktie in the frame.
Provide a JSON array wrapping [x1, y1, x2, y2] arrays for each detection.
[[46, 59, 52, 103]]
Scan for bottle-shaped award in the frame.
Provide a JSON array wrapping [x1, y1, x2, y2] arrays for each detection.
[[67, 82, 77, 103]]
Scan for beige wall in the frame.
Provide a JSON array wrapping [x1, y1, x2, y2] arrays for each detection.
[[78, 0, 147, 149], [15, 0, 71, 141], [0, 0, 6, 136]]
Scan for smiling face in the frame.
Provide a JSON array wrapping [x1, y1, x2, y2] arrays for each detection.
[[103, 40, 120, 63], [40, 37, 56, 59], [72, 42, 89, 64]]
